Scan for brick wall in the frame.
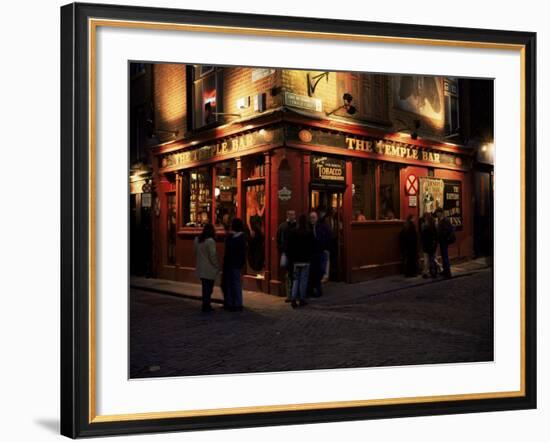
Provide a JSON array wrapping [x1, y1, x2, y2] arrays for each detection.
[[281, 69, 339, 114], [222, 67, 282, 119], [281, 69, 448, 141], [153, 63, 187, 144], [150, 64, 448, 144]]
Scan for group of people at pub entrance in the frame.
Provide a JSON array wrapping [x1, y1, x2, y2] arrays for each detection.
[[276, 210, 331, 308], [193, 207, 455, 313], [193, 208, 332, 312], [399, 208, 456, 279]]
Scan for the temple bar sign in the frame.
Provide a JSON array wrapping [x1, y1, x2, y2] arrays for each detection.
[[345, 137, 452, 165], [160, 128, 282, 169]]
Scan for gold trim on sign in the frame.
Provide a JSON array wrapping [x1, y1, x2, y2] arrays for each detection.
[[87, 18, 527, 424]]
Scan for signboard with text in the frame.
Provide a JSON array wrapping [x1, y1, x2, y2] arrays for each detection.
[[443, 180, 463, 229], [311, 156, 346, 185]]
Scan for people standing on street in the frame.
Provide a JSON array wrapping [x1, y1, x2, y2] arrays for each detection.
[[435, 208, 456, 278], [194, 223, 219, 313], [287, 214, 315, 308], [399, 214, 419, 277], [222, 218, 247, 311], [276, 209, 297, 302], [419, 211, 438, 278], [308, 210, 331, 297]]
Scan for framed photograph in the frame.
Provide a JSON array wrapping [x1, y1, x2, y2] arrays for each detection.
[[60, 2, 537, 438]]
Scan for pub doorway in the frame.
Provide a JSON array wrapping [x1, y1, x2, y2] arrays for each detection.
[[310, 187, 344, 281]]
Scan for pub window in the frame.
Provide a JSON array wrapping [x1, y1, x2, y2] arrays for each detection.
[[362, 74, 389, 123], [166, 193, 177, 265], [192, 65, 223, 130], [244, 156, 266, 274], [214, 161, 238, 230], [182, 167, 212, 226], [444, 78, 460, 135], [352, 160, 376, 221], [379, 163, 401, 220]]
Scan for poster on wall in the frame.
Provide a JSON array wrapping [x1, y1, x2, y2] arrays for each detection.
[[419, 178, 463, 231], [419, 177, 444, 215], [443, 180, 463, 230], [393, 75, 444, 121]]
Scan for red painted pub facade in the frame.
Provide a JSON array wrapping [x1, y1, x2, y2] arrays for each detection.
[[139, 64, 477, 295]]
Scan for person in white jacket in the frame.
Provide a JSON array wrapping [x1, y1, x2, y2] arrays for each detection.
[[194, 223, 219, 312]]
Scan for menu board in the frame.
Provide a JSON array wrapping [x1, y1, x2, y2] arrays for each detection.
[[443, 180, 463, 230]]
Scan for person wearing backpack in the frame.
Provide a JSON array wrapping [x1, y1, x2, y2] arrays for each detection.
[[435, 208, 455, 279]]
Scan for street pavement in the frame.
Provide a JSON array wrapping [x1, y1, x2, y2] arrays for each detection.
[[130, 261, 494, 378]]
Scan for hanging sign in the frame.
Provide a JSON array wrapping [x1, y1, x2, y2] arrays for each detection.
[[311, 156, 346, 184], [278, 187, 292, 201]]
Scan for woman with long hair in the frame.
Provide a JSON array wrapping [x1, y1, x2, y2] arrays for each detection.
[[194, 223, 219, 312]]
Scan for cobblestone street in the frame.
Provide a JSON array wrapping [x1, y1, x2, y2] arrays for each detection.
[[130, 267, 493, 378]]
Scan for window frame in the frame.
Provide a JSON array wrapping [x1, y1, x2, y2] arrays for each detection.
[[189, 65, 225, 131]]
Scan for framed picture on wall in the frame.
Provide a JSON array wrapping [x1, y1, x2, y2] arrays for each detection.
[[61, 2, 536, 438]]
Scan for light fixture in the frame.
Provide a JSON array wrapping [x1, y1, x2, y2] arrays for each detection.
[[326, 93, 357, 116], [394, 118, 421, 140], [215, 187, 221, 197]]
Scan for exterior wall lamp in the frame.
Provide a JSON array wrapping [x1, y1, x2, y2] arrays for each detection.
[[326, 93, 357, 116], [395, 118, 421, 140]]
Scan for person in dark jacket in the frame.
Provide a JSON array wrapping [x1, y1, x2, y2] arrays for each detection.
[[276, 210, 297, 302], [435, 208, 455, 278], [308, 211, 331, 298], [399, 215, 419, 277], [419, 211, 438, 278], [287, 214, 315, 308], [222, 218, 246, 311]]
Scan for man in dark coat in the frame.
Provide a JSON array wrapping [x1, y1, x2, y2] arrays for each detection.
[[276, 210, 297, 301], [308, 211, 331, 298], [222, 218, 247, 311], [419, 212, 437, 278], [286, 215, 315, 307], [435, 208, 455, 278], [399, 215, 419, 277]]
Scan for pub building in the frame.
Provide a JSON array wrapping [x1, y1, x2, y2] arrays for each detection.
[[138, 64, 485, 294]]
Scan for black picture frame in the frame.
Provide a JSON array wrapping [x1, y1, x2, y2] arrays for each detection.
[[60, 2, 537, 438]]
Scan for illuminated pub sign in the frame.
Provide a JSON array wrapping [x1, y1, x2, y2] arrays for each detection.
[[287, 127, 465, 168], [160, 127, 283, 169], [311, 156, 346, 185]]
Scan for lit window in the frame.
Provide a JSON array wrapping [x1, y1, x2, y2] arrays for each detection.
[[192, 66, 223, 130], [182, 167, 212, 226], [444, 78, 460, 135]]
